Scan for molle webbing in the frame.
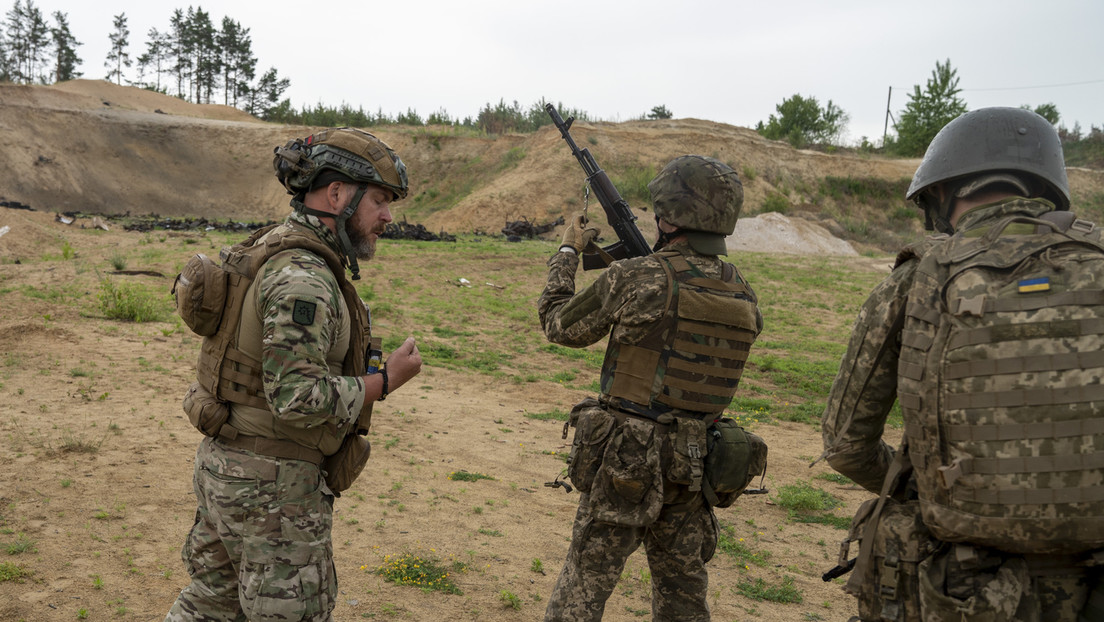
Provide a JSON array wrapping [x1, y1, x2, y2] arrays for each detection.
[[601, 252, 759, 417], [196, 223, 369, 414], [897, 210, 1104, 553]]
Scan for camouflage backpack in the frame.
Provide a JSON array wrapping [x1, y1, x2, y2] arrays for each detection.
[[897, 207, 1104, 554]]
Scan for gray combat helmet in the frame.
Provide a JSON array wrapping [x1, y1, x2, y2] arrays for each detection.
[[907, 107, 1070, 232], [273, 127, 409, 201], [648, 155, 743, 255]]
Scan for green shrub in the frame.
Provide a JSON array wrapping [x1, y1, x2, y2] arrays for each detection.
[[98, 279, 168, 322], [761, 192, 790, 214]]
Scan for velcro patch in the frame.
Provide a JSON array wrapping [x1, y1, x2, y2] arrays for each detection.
[[1018, 277, 1051, 293], [292, 299, 317, 325]]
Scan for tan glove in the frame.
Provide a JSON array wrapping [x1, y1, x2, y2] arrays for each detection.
[[560, 213, 600, 253]]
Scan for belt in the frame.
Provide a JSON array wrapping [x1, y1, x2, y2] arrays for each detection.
[[215, 426, 325, 465]]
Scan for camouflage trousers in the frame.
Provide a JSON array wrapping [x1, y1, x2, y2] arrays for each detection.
[[911, 543, 1102, 622], [543, 490, 718, 622], [164, 436, 337, 622]]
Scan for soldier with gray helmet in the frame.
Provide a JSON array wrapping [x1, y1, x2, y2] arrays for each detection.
[[165, 127, 422, 621], [539, 155, 765, 621], [822, 107, 1104, 620]]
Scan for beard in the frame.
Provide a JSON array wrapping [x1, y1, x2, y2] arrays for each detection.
[[345, 221, 378, 261]]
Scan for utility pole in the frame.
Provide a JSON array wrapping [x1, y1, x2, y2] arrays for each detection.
[[883, 86, 892, 146]]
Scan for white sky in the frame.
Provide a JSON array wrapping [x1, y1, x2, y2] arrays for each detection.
[[27, 0, 1104, 145]]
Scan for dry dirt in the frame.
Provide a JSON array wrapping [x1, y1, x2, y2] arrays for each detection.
[[0, 81, 1098, 622]]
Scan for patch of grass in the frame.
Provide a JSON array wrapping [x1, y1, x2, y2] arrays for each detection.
[[98, 278, 169, 322], [774, 481, 841, 514], [524, 409, 569, 422], [6, 533, 37, 555], [717, 520, 771, 568], [500, 589, 522, 609], [610, 163, 657, 204], [375, 552, 465, 594], [0, 562, 31, 582], [736, 575, 803, 603], [814, 472, 853, 485], [448, 470, 495, 482]]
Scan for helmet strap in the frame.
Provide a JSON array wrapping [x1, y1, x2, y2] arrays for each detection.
[[290, 183, 368, 280], [652, 215, 679, 252]]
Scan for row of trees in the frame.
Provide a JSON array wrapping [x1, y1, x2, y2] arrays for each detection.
[[0, 1, 290, 118], [0, 0, 81, 83], [110, 7, 290, 118], [756, 59, 1078, 157]]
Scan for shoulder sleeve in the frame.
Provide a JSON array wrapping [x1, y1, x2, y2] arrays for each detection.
[[255, 249, 364, 431], [538, 254, 667, 348], [820, 258, 918, 493]]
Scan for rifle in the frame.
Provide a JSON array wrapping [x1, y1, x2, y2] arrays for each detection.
[[545, 103, 652, 270]]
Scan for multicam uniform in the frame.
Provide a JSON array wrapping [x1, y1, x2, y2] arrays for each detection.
[[539, 239, 762, 622], [166, 211, 367, 622], [822, 198, 1103, 621]]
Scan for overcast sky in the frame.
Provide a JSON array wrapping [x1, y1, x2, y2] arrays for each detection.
[[28, 0, 1104, 145]]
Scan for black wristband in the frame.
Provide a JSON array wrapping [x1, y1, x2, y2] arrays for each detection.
[[378, 366, 389, 401]]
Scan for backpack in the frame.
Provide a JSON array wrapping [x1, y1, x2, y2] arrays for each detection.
[[897, 209, 1104, 554]]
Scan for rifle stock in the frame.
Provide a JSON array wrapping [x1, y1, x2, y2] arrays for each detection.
[[545, 103, 651, 269]]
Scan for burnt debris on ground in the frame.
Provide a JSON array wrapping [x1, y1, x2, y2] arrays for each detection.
[[501, 216, 564, 241]]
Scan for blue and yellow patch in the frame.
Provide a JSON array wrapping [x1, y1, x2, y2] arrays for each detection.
[[1017, 277, 1051, 293]]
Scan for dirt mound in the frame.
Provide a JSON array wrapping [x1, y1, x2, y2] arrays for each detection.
[[729, 212, 858, 256]]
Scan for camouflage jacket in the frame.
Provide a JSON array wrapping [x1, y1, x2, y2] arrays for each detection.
[[820, 198, 1057, 493], [226, 210, 366, 451], [538, 239, 762, 370]]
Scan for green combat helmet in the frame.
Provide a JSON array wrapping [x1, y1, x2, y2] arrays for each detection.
[[271, 128, 409, 279], [906, 107, 1069, 233], [648, 155, 743, 255]]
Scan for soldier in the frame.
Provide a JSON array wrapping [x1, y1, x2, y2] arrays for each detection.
[[539, 155, 764, 621], [165, 128, 423, 621], [822, 107, 1104, 620]]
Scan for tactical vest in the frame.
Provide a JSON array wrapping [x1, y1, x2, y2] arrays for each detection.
[[195, 222, 373, 449], [898, 209, 1104, 554], [600, 251, 760, 419]]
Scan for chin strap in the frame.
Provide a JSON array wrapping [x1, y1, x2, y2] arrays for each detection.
[[291, 184, 368, 280], [652, 215, 681, 252]]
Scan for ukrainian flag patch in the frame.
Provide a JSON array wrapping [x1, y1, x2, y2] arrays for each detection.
[[1018, 277, 1051, 293]]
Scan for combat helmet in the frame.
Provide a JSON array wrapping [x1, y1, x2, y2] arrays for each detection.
[[272, 128, 409, 280], [648, 155, 743, 255], [273, 127, 408, 200], [907, 107, 1069, 233]]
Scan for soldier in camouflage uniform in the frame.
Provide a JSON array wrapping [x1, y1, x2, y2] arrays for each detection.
[[539, 155, 763, 621], [822, 108, 1104, 621], [165, 128, 423, 621]]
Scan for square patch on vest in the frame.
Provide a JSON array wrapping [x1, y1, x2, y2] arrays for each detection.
[[292, 299, 317, 325]]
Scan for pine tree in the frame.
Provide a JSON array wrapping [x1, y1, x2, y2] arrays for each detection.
[[891, 59, 968, 156], [50, 11, 81, 82], [105, 13, 132, 85]]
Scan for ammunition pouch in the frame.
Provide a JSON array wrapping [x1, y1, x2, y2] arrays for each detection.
[[566, 398, 616, 495], [702, 417, 768, 508], [322, 433, 372, 495], [172, 253, 227, 337], [182, 381, 230, 437]]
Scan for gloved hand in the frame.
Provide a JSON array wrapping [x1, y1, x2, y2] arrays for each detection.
[[560, 213, 599, 253]]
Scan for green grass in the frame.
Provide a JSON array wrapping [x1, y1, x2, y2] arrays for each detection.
[[98, 278, 170, 322], [447, 470, 495, 482], [375, 552, 465, 594], [0, 561, 30, 582], [736, 575, 803, 603]]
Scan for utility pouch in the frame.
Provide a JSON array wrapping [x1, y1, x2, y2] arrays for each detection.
[[182, 381, 230, 437], [590, 417, 663, 527], [665, 417, 708, 490], [172, 253, 228, 337], [566, 399, 615, 495], [843, 498, 936, 622], [322, 433, 372, 495], [703, 417, 768, 507], [917, 545, 1027, 622]]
